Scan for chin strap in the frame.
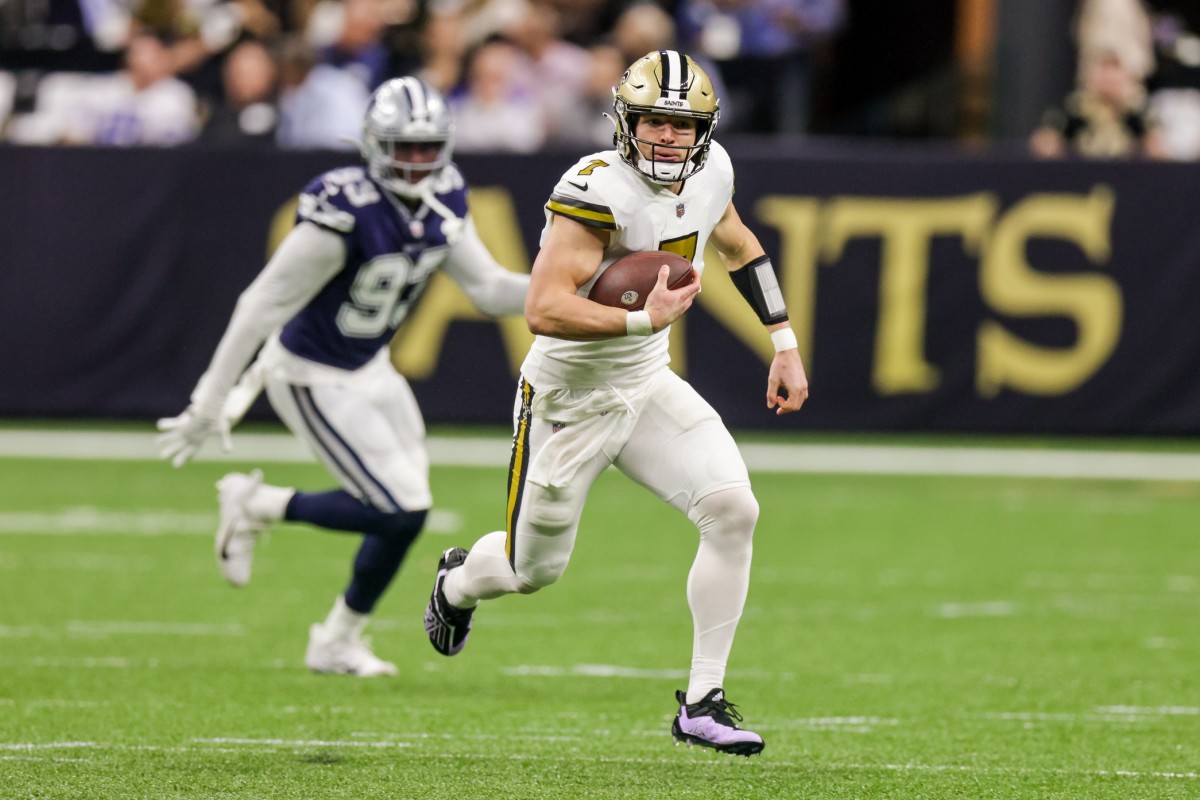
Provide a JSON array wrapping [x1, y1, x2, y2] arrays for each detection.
[[635, 154, 684, 185]]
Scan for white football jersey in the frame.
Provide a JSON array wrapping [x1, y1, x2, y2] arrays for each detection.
[[521, 141, 735, 389]]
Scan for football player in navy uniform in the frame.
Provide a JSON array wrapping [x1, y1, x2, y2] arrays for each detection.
[[423, 51, 807, 753], [157, 77, 529, 677]]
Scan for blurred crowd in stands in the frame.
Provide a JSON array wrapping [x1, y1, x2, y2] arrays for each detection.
[[1, 0, 1200, 159], [1032, 0, 1200, 160], [0, 0, 845, 150]]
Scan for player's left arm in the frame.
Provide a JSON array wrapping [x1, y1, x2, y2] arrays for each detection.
[[442, 217, 530, 317], [710, 200, 809, 415]]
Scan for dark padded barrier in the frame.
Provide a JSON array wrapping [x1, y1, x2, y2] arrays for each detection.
[[2, 143, 1199, 433]]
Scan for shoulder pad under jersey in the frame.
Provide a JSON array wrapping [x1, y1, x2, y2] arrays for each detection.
[[296, 166, 384, 234], [544, 151, 624, 231]]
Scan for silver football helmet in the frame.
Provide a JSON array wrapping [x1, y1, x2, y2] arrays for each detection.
[[611, 50, 721, 185], [361, 77, 456, 199]]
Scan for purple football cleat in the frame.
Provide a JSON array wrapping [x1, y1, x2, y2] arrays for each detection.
[[671, 688, 765, 757], [424, 547, 474, 656]]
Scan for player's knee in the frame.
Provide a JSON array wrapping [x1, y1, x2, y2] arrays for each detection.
[[690, 487, 759, 543], [721, 488, 760, 534], [514, 553, 569, 592], [377, 508, 427, 539], [523, 485, 580, 536]]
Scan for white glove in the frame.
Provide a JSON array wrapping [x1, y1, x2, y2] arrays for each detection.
[[155, 407, 233, 468]]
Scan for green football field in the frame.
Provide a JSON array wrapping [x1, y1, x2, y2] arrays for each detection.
[[1, 429, 1198, 799]]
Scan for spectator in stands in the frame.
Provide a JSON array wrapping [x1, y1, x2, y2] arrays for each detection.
[[1147, 10, 1200, 160], [1030, 46, 1166, 158], [607, 2, 729, 125], [611, 1, 677, 66], [676, 0, 844, 134], [199, 38, 280, 146], [275, 34, 368, 149], [417, 7, 469, 91], [540, 0, 609, 44], [65, 30, 199, 145], [431, 0, 530, 52], [128, 0, 282, 106], [547, 39, 626, 148], [1074, 0, 1155, 88], [501, 0, 590, 145], [312, 0, 391, 91], [419, 0, 530, 92], [448, 38, 546, 152]]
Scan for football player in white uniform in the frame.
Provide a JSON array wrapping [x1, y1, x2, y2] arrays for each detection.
[[424, 51, 808, 754], [156, 77, 528, 677]]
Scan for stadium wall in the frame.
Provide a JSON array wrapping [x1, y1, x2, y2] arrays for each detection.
[[3, 144, 1200, 434]]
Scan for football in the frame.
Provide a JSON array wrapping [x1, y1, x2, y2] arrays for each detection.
[[586, 250, 695, 311]]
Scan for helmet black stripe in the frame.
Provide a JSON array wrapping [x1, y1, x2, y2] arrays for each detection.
[[659, 49, 672, 100], [399, 76, 428, 121], [660, 50, 688, 100]]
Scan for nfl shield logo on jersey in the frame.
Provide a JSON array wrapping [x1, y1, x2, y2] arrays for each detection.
[[676, 202, 685, 218]]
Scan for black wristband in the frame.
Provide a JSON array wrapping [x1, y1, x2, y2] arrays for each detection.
[[729, 255, 789, 325]]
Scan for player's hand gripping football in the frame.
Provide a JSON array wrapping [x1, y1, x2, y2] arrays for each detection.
[[767, 348, 809, 415], [156, 406, 233, 468], [643, 264, 700, 332]]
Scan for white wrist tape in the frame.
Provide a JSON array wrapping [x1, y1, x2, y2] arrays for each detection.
[[770, 327, 798, 352], [626, 310, 653, 336]]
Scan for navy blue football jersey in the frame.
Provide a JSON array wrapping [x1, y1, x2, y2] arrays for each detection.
[[278, 165, 469, 370]]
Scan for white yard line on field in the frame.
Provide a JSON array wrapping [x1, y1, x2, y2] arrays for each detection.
[[0, 506, 461, 536], [192, 738, 411, 749], [828, 762, 1200, 780], [934, 601, 1018, 618], [502, 664, 690, 680], [3, 429, 1200, 481], [26, 657, 131, 668], [66, 620, 244, 636], [0, 508, 212, 535], [0, 622, 243, 639]]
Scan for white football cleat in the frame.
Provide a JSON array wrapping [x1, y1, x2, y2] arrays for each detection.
[[214, 470, 266, 587], [305, 622, 398, 677]]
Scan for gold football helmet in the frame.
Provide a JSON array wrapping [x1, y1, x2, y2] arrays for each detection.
[[611, 50, 721, 184]]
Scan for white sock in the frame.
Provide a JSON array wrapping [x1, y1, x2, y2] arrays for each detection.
[[443, 530, 525, 608], [684, 488, 758, 705], [247, 482, 294, 523], [322, 595, 368, 639]]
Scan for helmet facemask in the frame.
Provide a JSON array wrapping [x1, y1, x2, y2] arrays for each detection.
[[610, 50, 720, 185], [361, 77, 455, 199]]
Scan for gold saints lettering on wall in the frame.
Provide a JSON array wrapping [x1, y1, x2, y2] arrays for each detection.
[[750, 185, 1122, 398]]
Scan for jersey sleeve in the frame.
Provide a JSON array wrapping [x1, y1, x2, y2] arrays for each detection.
[[706, 141, 736, 210], [544, 154, 618, 231], [435, 164, 471, 220]]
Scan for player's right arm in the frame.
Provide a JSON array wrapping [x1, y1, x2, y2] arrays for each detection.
[[524, 215, 699, 340], [156, 222, 344, 466]]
